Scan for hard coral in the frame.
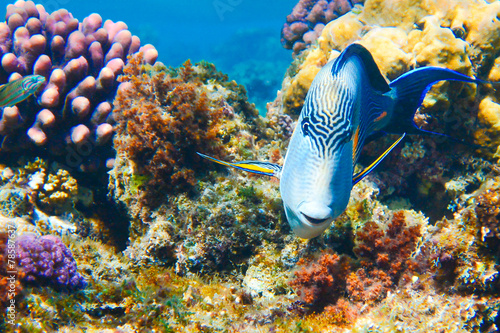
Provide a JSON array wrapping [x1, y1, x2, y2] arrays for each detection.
[[0, 1, 157, 171], [280, 0, 500, 158], [113, 56, 224, 205], [16, 233, 86, 290], [281, 0, 364, 54]]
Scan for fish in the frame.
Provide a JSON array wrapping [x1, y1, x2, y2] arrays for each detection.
[[198, 43, 484, 239], [0, 75, 45, 108]]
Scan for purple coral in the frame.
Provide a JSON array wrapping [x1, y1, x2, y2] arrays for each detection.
[[16, 233, 86, 290], [281, 0, 364, 54], [0, 1, 158, 171]]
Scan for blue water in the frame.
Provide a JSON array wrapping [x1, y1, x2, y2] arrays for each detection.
[[41, 0, 297, 113]]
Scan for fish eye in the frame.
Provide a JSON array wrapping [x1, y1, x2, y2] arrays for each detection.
[[342, 128, 353, 144], [301, 117, 310, 135]]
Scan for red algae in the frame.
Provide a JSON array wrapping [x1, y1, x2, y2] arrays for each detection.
[[289, 211, 423, 318], [113, 55, 224, 205], [353, 211, 422, 282], [288, 252, 352, 308]]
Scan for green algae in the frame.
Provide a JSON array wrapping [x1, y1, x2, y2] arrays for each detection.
[[129, 173, 151, 196]]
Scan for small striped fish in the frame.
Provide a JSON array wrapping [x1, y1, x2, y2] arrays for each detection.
[[199, 44, 483, 239], [0, 75, 45, 108]]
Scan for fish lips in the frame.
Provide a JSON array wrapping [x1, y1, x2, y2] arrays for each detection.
[[285, 201, 334, 239]]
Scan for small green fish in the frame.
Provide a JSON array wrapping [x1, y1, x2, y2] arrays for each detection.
[[0, 75, 45, 107]]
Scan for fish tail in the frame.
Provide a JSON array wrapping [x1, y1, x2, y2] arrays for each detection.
[[387, 67, 481, 134]]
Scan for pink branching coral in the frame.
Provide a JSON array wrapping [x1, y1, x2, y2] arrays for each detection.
[[0, 1, 157, 171], [281, 0, 364, 54]]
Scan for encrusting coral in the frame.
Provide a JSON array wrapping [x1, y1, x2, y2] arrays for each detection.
[[0, 1, 158, 171], [16, 233, 86, 290]]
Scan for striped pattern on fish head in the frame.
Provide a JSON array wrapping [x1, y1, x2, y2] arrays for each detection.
[[21, 75, 46, 95], [280, 56, 365, 239], [0, 75, 45, 108]]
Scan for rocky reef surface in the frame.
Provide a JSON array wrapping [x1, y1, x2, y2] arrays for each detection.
[[1, 0, 500, 332]]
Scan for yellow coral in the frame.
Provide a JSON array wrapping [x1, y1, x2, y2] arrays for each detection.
[[38, 169, 78, 211], [358, 27, 411, 80], [318, 12, 364, 52], [281, 0, 500, 155], [360, 0, 428, 31], [476, 97, 500, 156], [408, 16, 471, 72]]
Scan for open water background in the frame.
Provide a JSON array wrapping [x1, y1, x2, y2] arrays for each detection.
[[35, 0, 297, 113]]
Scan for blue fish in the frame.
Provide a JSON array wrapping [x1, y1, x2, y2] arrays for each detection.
[[198, 43, 483, 238]]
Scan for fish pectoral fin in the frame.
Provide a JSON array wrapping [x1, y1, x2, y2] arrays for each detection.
[[196, 152, 281, 178], [352, 133, 405, 186]]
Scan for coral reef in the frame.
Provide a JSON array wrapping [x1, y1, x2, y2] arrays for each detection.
[[0, 1, 158, 171], [425, 177, 500, 293], [16, 233, 86, 290], [281, 0, 364, 54], [280, 0, 500, 154], [110, 54, 288, 271], [0, 0, 499, 331]]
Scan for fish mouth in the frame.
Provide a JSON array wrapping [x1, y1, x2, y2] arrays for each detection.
[[297, 201, 333, 225], [301, 213, 330, 225]]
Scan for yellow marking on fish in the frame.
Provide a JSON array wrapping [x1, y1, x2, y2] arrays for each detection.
[[352, 127, 360, 161], [196, 152, 278, 177]]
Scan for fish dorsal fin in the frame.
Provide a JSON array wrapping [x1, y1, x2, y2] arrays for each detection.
[[334, 44, 390, 93], [352, 133, 405, 186], [332, 44, 394, 166], [197, 152, 282, 178]]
